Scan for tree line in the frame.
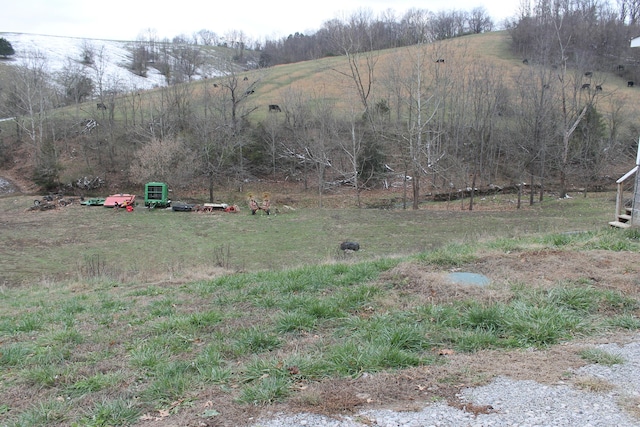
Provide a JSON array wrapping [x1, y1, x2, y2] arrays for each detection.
[[1, 0, 640, 209]]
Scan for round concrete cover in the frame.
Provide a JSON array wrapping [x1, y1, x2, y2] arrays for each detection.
[[448, 272, 491, 286]]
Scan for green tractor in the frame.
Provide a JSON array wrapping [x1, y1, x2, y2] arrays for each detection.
[[144, 182, 171, 208]]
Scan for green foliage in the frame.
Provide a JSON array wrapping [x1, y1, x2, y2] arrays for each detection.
[[0, 37, 15, 58], [66, 373, 123, 397], [416, 243, 477, 267], [579, 348, 625, 366], [501, 301, 584, 347], [358, 135, 387, 187], [233, 326, 282, 354], [603, 314, 640, 330], [275, 310, 317, 333], [238, 375, 291, 404], [141, 361, 196, 405], [7, 399, 69, 427], [79, 398, 141, 427], [0, 343, 33, 367]]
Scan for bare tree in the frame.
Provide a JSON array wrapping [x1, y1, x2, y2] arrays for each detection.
[[330, 9, 379, 117], [171, 40, 203, 83], [280, 87, 316, 192], [513, 63, 556, 207], [5, 51, 58, 186], [56, 58, 94, 105], [463, 60, 507, 210], [309, 94, 338, 207], [399, 8, 433, 45], [197, 29, 219, 46], [128, 137, 196, 187], [386, 44, 445, 210], [468, 7, 494, 33], [553, 19, 600, 199]]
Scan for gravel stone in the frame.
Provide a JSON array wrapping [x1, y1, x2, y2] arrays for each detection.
[[252, 334, 640, 427]]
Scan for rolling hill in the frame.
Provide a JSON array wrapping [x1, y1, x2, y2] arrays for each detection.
[[1, 30, 640, 196]]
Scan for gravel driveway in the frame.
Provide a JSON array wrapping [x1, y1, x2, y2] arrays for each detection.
[[253, 336, 640, 427]]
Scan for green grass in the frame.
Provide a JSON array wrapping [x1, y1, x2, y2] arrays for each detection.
[[0, 193, 615, 286], [1, 192, 639, 424], [579, 348, 625, 366]]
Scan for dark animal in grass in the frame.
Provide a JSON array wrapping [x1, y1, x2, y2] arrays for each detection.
[[340, 241, 360, 251]]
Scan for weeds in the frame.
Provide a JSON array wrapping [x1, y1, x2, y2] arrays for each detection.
[[79, 398, 141, 427], [79, 254, 108, 279], [416, 243, 476, 267], [574, 376, 616, 392], [212, 243, 233, 269], [579, 348, 625, 366]]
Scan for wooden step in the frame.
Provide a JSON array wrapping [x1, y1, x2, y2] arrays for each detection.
[[609, 220, 632, 229], [618, 214, 632, 221]]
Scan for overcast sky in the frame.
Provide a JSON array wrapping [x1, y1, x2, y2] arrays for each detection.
[[4, 0, 518, 42]]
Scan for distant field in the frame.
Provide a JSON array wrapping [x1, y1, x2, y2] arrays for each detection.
[[0, 190, 615, 286]]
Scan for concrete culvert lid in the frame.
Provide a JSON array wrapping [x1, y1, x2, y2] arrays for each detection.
[[448, 272, 491, 287]]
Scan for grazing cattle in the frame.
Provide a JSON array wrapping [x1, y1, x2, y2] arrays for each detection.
[[581, 83, 590, 89], [435, 58, 445, 63], [617, 64, 625, 72], [268, 104, 281, 112], [245, 89, 255, 95], [213, 83, 218, 88], [596, 85, 603, 91], [243, 76, 248, 81], [584, 71, 593, 77], [97, 102, 107, 110], [522, 59, 529, 64], [340, 241, 360, 251], [629, 81, 635, 87]]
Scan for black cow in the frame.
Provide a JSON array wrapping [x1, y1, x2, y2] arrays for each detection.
[[435, 58, 445, 63], [581, 83, 590, 89], [97, 103, 107, 110], [629, 81, 635, 87], [584, 71, 593, 77], [596, 85, 603, 91], [268, 104, 281, 112]]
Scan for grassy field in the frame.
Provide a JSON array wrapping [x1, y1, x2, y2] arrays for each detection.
[[0, 190, 615, 286], [1, 190, 640, 426]]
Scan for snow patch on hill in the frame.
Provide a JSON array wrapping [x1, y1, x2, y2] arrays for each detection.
[[2, 33, 167, 91]]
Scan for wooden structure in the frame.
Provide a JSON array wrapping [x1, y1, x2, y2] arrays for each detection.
[[615, 38, 640, 228], [610, 138, 640, 228]]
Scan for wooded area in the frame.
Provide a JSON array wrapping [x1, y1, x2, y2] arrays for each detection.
[[2, 0, 640, 209]]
